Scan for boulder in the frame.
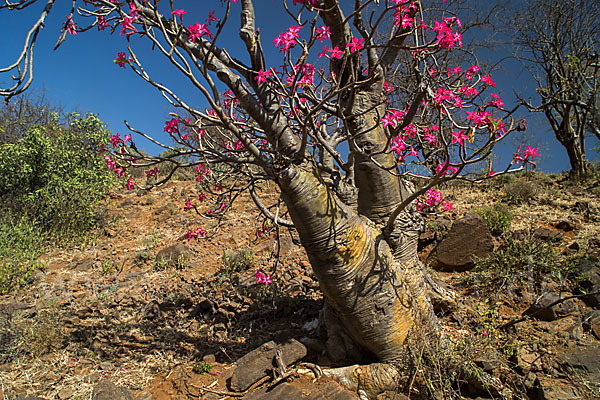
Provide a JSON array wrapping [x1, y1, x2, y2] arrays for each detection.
[[525, 292, 578, 321], [528, 377, 581, 400], [428, 213, 494, 271], [582, 310, 600, 339], [533, 228, 563, 242], [571, 259, 600, 308], [230, 339, 307, 392]]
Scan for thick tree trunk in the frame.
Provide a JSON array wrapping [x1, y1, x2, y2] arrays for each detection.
[[277, 159, 437, 366], [561, 133, 588, 179]]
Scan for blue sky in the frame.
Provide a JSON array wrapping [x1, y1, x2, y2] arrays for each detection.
[[1, 0, 598, 173]]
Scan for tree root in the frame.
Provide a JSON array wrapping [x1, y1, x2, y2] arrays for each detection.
[[321, 363, 401, 400]]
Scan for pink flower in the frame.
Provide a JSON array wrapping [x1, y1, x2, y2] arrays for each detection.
[[487, 93, 504, 108], [451, 130, 468, 145], [254, 270, 272, 286], [315, 26, 331, 42], [164, 118, 180, 134], [171, 9, 187, 21], [110, 133, 122, 148], [523, 146, 539, 159], [466, 110, 491, 128], [126, 177, 136, 190], [466, 65, 480, 79], [383, 82, 394, 94], [145, 167, 159, 178], [443, 201, 453, 211], [481, 75, 495, 87], [97, 16, 110, 31], [128, 2, 139, 18], [206, 10, 219, 25], [114, 52, 129, 68], [188, 22, 212, 42], [184, 201, 193, 211], [328, 46, 343, 59], [254, 68, 272, 85], [63, 16, 77, 35], [120, 16, 137, 36], [347, 37, 365, 53], [274, 26, 302, 52]]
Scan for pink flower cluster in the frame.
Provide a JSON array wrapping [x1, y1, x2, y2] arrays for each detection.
[[164, 118, 180, 135], [64, 16, 77, 35], [432, 17, 462, 50], [104, 155, 136, 190], [435, 161, 459, 176], [392, 1, 418, 29], [417, 189, 453, 212], [513, 146, 540, 164], [184, 226, 206, 239], [274, 26, 301, 52], [188, 22, 213, 42], [114, 52, 130, 68], [254, 270, 272, 287]]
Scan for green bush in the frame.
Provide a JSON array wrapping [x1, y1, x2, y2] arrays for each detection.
[[467, 234, 558, 293], [0, 260, 45, 295], [0, 113, 116, 240], [503, 180, 539, 204], [474, 204, 513, 236], [222, 246, 254, 273]]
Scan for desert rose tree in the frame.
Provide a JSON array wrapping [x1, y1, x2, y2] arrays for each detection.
[[2, 0, 536, 396]]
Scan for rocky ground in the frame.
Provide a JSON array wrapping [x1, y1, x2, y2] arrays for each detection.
[[1, 172, 599, 399]]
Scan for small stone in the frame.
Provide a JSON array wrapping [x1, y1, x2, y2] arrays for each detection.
[[202, 354, 216, 363], [555, 220, 575, 231], [57, 387, 75, 399]]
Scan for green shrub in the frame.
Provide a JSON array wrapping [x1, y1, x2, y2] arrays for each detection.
[[0, 260, 45, 295], [0, 113, 117, 253], [222, 246, 254, 273], [474, 204, 513, 236], [467, 234, 558, 293], [503, 180, 539, 204], [192, 361, 213, 374]]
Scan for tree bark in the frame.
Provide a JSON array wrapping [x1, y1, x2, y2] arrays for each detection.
[[277, 160, 437, 364]]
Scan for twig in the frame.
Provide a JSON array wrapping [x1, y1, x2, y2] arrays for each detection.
[[190, 375, 270, 397]]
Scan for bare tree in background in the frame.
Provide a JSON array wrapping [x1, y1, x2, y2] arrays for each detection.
[[1, 0, 531, 397], [513, 0, 600, 179]]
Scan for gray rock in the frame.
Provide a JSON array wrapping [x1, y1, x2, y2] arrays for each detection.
[[533, 228, 563, 242], [92, 380, 134, 400], [571, 259, 600, 308], [428, 213, 494, 271], [526, 293, 578, 321], [230, 339, 307, 392], [582, 310, 600, 339], [528, 377, 581, 400], [559, 343, 600, 375]]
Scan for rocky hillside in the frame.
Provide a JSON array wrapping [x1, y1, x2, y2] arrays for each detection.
[[1, 172, 599, 399]]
